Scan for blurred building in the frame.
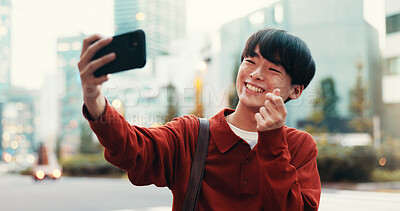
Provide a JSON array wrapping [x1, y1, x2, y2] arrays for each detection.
[[1, 87, 38, 168], [114, 0, 186, 74], [217, 0, 382, 129], [381, 0, 400, 139], [101, 71, 169, 127], [154, 33, 218, 118], [0, 0, 11, 158], [36, 72, 62, 151], [105, 0, 187, 126], [57, 34, 85, 155], [0, 0, 11, 94], [0, 0, 38, 167]]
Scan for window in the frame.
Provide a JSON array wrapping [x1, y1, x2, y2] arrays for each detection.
[[386, 13, 400, 34], [386, 57, 400, 75]]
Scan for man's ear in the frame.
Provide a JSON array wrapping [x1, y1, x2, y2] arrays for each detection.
[[289, 85, 304, 100]]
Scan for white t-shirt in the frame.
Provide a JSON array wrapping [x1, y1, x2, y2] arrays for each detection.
[[227, 121, 258, 149]]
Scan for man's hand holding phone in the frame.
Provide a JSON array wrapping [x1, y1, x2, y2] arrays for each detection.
[[78, 30, 146, 119], [78, 34, 115, 119]]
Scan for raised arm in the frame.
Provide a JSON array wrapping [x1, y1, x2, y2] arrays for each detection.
[[78, 34, 200, 188], [83, 102, 199, 188], [78, 34, 115, 119]]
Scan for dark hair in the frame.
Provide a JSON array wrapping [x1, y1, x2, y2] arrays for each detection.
[[241, 28, 315, 89]]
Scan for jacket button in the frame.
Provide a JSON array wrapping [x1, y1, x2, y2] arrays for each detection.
[[244, 159, 249, 165], [242, 179, 248, 186]]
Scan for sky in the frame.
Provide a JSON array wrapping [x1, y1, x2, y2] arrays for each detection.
[[10, 0, 279, 89]]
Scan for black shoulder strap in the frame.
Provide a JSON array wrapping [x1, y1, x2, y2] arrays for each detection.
[[182, 118, 210, 211]]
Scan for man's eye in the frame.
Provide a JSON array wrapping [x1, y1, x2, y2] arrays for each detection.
[[269, 68, 281, 73], [245, 59, 256, 64]]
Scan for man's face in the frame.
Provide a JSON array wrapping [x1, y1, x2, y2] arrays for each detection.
[[236, 46, 296, 110]]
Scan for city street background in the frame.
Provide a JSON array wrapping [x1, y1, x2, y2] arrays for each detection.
[[2, 174, 400, 211], [1, 0, 400, 210]]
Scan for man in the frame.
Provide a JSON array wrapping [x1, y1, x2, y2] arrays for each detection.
[[78, 28, 321, 210]]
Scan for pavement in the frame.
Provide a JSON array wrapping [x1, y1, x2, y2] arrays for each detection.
[[322, 181, 400, 193]]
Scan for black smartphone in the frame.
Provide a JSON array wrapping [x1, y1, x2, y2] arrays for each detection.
[[92, 29, 146, 77]]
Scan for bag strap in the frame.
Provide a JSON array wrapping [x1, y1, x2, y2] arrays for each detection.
[[182, 118, 210, 211]]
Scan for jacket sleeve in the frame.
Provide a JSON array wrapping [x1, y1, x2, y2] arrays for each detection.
[[257, 127, 321, 211], [82, 100, 199, 189]]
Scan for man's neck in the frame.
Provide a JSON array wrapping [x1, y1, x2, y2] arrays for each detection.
[[227, 103, 259, 132]]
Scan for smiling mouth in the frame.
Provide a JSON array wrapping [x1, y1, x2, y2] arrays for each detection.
[[245, 83, 265, 93]]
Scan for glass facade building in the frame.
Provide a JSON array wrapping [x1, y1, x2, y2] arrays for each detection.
[[110, 0, 187, 126], [114, 0, 186, 74], [0, 0, 11, 93], [0, 0, 11, 159], [58, 35, 85, 155], [1, 87, 37, 169]]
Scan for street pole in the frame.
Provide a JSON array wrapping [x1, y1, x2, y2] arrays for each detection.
[[373, 115, 381, 148]]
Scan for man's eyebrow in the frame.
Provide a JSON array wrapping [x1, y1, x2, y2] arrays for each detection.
[[253, 52, 261, 58]]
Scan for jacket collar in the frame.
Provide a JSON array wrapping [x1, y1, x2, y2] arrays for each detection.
[[209, 108, 243, 153]]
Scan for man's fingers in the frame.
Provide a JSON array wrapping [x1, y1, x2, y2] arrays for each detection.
[[255, 111, 274, 130], [259, 106, 269, 119], [86, 74, 110, 86], [78, 35, 111, 72], [271, 94, 286, 114], [272, 88, 280, 96], [266, 92, 285, 111], [257, 89, 287, 131], [255, 113, 263, 124], [275, 99, 287, 113], [81, 34, 103, 58], [92, 74, 111, 85], [264, 100, 278, 115], [80, 37, 113, 64], [81, 53, 116, 77], [265, 93, 277, 107]]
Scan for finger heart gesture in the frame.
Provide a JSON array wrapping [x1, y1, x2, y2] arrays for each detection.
[[255, 89, 287, 131]]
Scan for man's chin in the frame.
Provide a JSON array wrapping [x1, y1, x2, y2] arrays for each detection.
[[242, 103, 264, 111], [237, 97, 264, 109]]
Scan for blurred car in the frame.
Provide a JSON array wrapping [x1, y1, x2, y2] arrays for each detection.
[[32, 143, 62, 181]]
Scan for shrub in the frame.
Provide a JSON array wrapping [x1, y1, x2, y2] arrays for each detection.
[[378, 137, 400, 170], [371, 169, 400, 182], [61, 154, 124, 177], [317, 144, 377, 182]]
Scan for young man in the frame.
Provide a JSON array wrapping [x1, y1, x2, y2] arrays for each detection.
[[78, 28, 321, 210]]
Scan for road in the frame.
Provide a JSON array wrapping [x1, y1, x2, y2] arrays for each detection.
[[0, 174, 172, 211], [1, 174, 400, 211], [320, 189, 400, 211]]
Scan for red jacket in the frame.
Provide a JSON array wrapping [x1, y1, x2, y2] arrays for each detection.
[[84, 102, 321, 210]]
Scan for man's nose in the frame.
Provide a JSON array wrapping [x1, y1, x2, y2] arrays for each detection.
[[250, 68, 265, 80]]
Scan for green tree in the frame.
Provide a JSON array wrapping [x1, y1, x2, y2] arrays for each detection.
[[164, 83, 179, 123], [319, 77, 339, 119], [348, 65, 372, 134], [79, 121, 101, 154], [304, 77, 340, 133], [228, 57, 241, 108]]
